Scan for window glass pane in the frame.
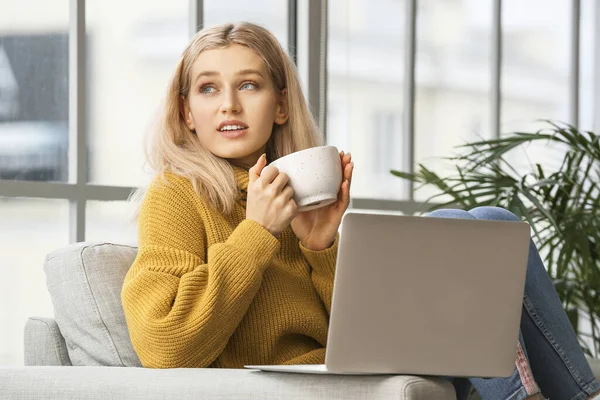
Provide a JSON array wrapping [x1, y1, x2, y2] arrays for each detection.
[[327, 0, 407, 200], [86, 200, 138, 245], [0, 2, 69, 182], [204, 0, 288, 51], [0, 198, 69, 366], [414, 0, 492, 202], [86, 1, 188, 187], [580, 0, 595, 132], [501, 0, 571, 172], [572, 1, 595, 352]]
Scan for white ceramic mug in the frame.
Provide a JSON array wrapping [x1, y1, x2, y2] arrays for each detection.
[[268, 145, 343, 212]]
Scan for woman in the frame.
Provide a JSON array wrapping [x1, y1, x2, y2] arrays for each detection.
[[122, 22, 600, 400]]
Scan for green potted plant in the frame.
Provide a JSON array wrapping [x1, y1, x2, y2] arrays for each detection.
[[391, 121, 600, 356]]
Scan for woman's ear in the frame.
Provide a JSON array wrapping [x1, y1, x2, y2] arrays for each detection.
[[274, 88, 289, 125], [179, 96, 195, 131]]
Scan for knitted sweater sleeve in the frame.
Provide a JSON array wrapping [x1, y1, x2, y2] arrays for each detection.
[[121, 176, 279, 368], [300, 234, 339, 314]]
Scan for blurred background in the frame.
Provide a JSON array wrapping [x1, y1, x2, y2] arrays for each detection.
[[0, 0, 596, 365]]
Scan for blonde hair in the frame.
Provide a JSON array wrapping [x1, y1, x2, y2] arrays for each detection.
[[132, 22, 323, 215]]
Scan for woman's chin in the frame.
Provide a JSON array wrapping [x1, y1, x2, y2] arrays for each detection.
[[208, 138, 268, 167], [217, 151, 260, 168], [214, 145, 265, 165]]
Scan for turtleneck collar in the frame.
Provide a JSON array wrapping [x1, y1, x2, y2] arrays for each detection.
[[232, 165, 250, 201]]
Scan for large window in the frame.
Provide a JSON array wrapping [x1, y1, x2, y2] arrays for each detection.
[[501, 0, 572, 173], [0, 197, 68, 365], [580, 0, 596, 133], [0, 0, 70, 366], [204, 0, 288, 49], [0, 0, 596, 366], [414, 0, 492, 201], [0, 18, 69, 183], [501, 0, 570, 133], [326, 0, 590, 209], [86, 0, 189, 187], [327, 0, 408, 200]]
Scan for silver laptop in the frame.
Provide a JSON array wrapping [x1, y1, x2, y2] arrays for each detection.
[[246, 211, 530, 377]]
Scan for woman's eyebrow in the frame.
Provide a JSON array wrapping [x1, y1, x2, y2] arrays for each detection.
[[194, 69, 264, 84], [236, 68, 264, 78], [194, 71, 219, 84]]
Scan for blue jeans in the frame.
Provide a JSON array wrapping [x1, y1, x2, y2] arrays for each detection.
[[428, 207, 600, 400]]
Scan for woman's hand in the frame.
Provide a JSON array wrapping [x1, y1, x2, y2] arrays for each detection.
[[291, 151, 354, 251], [246, 154, 298, 237]]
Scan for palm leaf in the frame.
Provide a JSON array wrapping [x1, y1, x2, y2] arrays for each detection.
[[391, 121, 600, 354]]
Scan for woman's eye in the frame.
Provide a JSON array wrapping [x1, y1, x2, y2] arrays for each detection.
[[240, 82, 258, 91], [200, 85, 216, 94]]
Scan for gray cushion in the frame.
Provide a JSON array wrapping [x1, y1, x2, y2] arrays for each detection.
[[24, 317, 71, 366], [0, 366, 457, 399], [44, 242, 141, 367]]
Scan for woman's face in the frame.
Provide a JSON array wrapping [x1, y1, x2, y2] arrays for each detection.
[[182, 44, 288, 168]]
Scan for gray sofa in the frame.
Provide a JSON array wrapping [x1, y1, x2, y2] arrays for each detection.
[[0, 242, 457, 399]]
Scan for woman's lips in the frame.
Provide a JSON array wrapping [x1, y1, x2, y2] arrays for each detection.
[[218, 128, 248, 139]]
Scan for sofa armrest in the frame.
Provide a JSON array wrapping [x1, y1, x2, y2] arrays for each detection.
[[0, 366, 456, 399], [24, 317, 72, 366]]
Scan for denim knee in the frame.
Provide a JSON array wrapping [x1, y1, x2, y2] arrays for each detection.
[[468, 206, 520, 222]]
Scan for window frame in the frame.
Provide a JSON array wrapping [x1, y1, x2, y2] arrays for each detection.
[[0, 0, 587, 242]]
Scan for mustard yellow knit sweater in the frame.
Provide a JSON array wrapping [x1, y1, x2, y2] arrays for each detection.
[[121, 166, 338, 369]]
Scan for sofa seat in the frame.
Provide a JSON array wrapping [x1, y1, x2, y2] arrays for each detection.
[[0, 366, 456, 400]]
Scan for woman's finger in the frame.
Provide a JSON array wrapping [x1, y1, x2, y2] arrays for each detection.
[[335, 178, 345, 203], [249, 154, 267, 183], [340, 179, 350, 210], [343, 152, 352, 165], [259, 165, 282, 185], [271, 171, 290, 192], [344, 161, 354, 182], [281, 185, 295, 201]]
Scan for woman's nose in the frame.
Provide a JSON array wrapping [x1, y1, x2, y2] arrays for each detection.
[[219, 88, 241, 114]]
